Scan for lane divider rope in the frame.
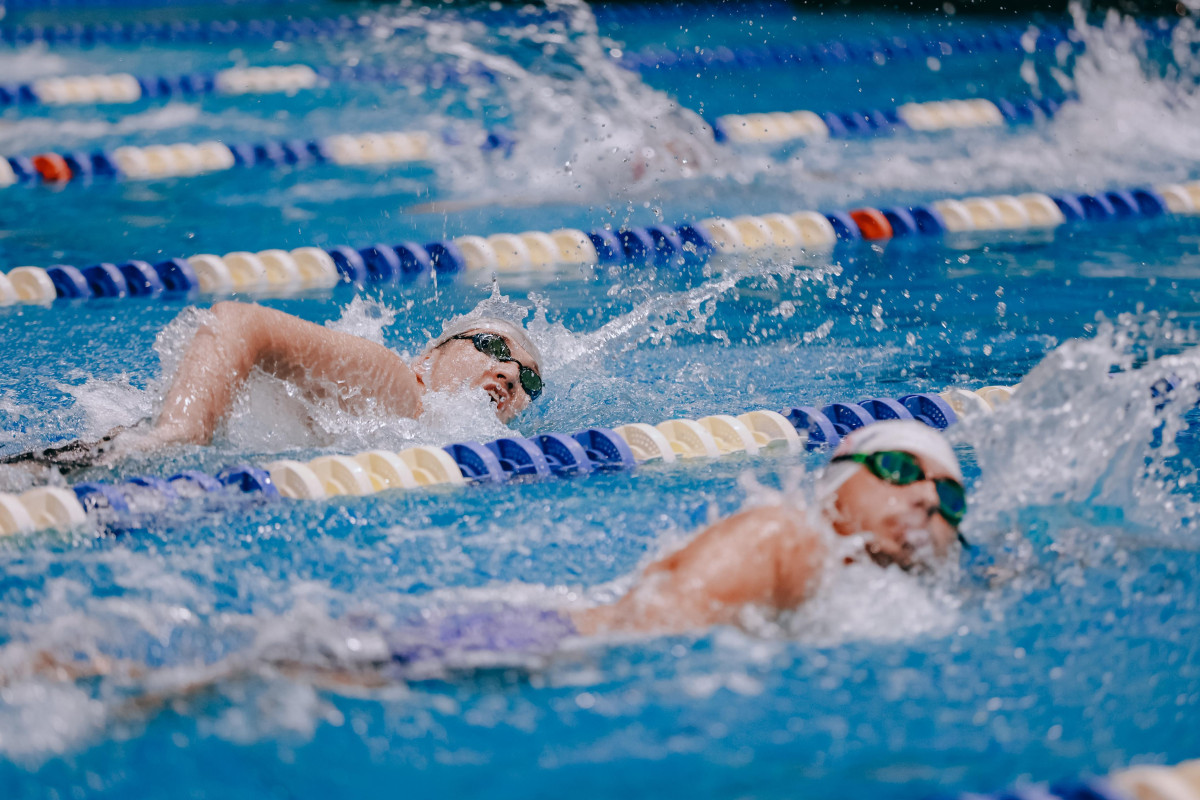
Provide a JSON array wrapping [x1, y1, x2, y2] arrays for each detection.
[[0, 91, 1065, 189], [0, 384, 1036, 536], [712, 94, 1069, 144], [0, 181, 1193, 306], [0, 128, 434, 187], [0, 14, 378, 48], [0, 393, 947, 534], [0, 62, 494, 110]]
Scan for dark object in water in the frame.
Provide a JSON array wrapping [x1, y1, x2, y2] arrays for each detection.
[[1, 427, 127, 478]]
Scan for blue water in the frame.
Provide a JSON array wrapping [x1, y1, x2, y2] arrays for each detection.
[[1, 2, 1200, 798]]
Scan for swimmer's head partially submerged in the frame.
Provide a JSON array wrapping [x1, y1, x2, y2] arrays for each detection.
[[817, 420, 967, 570], [418, 315, 545, 423], [4, 305, 550, 474]]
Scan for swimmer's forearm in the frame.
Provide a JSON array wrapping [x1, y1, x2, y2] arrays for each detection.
[[155, 304, 259, 444]]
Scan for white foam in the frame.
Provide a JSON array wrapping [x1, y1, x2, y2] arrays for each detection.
[[781, 560, 962, 646], [323, 296, 401, 346], [55, 374, 155, 437], [361, 0, 736, 209], [777, 7, 1200, 205]]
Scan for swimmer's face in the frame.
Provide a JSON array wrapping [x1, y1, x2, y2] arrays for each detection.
[[422, 330, 540, 423], [830, 452, 959, 570]]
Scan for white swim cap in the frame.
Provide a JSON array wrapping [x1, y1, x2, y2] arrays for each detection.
[[816, 420, 962, 500], [430, 315, 543, 369]]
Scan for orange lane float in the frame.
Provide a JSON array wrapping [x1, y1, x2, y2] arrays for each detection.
[[848, 208, 894, 240]]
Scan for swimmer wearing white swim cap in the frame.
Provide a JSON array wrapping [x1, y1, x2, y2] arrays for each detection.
[[149, 303, 543, 448], [4, 302, 545, 471], [573, 420, 968, 635]]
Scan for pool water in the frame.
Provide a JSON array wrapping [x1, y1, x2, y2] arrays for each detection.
[[1, 2, 1200, 798]]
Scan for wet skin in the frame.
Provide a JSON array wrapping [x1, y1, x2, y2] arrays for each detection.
[[573, 451, 962, 635], [147, 303, 540, 448], [829, 451, 959, 569], [416, 330, 540, 423]]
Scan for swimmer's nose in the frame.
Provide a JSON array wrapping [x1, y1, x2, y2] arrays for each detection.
[[911, 480, 940, 515], [494, 361, 520, 393]]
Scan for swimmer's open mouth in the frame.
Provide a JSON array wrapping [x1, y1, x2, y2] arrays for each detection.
[[867, 534, 920, 569], [481, 381, 510, 408]]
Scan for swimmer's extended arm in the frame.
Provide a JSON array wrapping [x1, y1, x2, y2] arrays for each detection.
[[152, 302, 423, 445], [573, 505, 826, 635]]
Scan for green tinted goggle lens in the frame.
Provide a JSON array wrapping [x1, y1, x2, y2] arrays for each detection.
[[468, 333, 543, 400], [871, 450, 925, 485], [834, 450, 968, 529], [518, 368, 543, 399], [934, 479, 967, 527]]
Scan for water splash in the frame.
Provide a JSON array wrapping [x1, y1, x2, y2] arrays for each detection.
[[783, 561, 962, 646], [322, 295, 402, 345], [958, 313, 1200, 542], [764, 6, 1200, 206], [55, 374, 155, 435], [354, 0, 732, 210]]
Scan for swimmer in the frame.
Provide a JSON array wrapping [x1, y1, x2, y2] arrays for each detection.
[[363, 420, 967, 676], [570, 419, 967, 635], [8, 420, 968, 690], [372, 420, 965, 664], [3, 302, 545, 474]]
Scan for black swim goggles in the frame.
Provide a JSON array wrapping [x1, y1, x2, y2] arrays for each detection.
[[832, 449, 968, 531], [448, 332, 543, 401]]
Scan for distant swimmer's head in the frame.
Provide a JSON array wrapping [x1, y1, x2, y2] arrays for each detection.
[[419, 316, 544, 423], [817, 420, 967, 570]]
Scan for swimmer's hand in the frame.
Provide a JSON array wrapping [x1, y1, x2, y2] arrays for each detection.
[[100, 421, 197, 458], [572, 505, 826, 636], [0, 423, 150, 476]]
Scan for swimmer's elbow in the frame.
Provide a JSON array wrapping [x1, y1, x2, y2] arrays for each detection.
[[208, 302, 273, 360], [209, 300, 242, 320], [206, 301, 252, 341], [209, 301, 260, 331]]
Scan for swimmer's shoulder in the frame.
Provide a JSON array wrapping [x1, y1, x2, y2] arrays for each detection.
[[740, 504, 829, 609], [718, 503, 816, 540], [699, 503, 827, 603]]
